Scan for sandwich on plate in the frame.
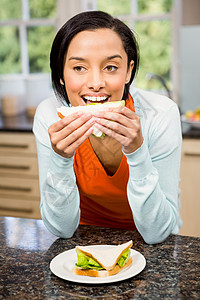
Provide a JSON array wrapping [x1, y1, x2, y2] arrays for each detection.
[[57, 100, 125, 138], [73, 240, 133, 277]]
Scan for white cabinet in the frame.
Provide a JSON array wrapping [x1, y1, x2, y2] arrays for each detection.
[[0, 132, 41, 219], [179, 138, 200, 237]]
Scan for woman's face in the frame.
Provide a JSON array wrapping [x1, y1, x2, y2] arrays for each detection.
[[62, 28, 134, 107]]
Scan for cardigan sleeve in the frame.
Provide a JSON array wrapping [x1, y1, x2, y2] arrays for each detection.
[[33, 103, 80, 238], [125, 103, 182, 244]]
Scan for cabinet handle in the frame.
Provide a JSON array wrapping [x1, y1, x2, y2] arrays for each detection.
[[184, 152, 200, 157], [0, 164, 30, 170], [0, 185, 32, 192], [0, 206, 33, 214], [0, 143, 28, 149]]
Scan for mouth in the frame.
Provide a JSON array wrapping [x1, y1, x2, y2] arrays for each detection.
[[81, 95, 111, 104]]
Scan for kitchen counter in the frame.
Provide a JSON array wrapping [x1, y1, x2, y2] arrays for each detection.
[[0, 217, 199, 299], [1, 111, 200, 138], [182, 125, 200, 139], [0, 112, 33, 132]]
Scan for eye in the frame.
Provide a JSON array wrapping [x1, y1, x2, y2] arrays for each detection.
[[105, 65, 118, 72], [73, 66, 86, 72]]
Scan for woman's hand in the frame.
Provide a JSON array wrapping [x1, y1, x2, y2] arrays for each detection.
[[48, 112, 95, 158], [93, 106, 143, 154]]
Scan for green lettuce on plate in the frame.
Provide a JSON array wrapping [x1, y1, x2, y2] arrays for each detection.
[[75, 248, 130, 270]]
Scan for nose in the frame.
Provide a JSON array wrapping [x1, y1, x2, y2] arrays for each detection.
[[87, 69, 105, 91]]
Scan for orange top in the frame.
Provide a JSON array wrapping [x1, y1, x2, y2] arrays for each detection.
[[74, 95, 136, 230]]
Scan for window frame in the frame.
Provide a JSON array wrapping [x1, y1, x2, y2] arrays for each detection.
[[0, 0, 56, 76]]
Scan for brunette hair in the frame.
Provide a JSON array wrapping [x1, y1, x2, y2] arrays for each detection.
[[50, 11, 139, 105]]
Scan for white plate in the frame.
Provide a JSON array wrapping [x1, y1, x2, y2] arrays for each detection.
[[181, 115, 200, 129], [50, 245, 146, 284]]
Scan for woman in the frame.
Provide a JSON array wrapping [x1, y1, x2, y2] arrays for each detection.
[[33, 11, 182, 244]]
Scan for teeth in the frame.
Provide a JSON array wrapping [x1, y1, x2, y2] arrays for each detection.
[[83, 96, 108, 102]]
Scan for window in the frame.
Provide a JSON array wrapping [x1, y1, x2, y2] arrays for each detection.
[[0, 0, 56, 75]]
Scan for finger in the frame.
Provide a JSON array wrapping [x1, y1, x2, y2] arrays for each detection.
[[95, 117, 130, 138], [94, 107, 139, 127], [115, 106, 137, 118], [94, 106, 134, 118], [55, 117, 96, 150], [50, 113, 93, 144], [95, 112, 142, 141], [57, 113, 93, 139], [62, 126, 94, 157], [94, 122, 143, 154], [49, 111, 84, 133], [94, 122, 128, 144]]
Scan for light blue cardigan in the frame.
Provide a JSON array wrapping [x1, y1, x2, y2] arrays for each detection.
[[33, 88, 182, 244]]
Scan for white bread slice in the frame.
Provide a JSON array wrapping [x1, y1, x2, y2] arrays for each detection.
[[73, 256, 132, 277], [57, 100, 125, 137], [75, 240, 133, 271]]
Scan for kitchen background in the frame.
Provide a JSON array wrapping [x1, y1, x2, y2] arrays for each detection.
[[0, 0, 199, 237]]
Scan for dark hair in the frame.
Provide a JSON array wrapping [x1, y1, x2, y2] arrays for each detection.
[[50, 11, 139, 105]]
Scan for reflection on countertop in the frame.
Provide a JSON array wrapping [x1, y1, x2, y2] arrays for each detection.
[[4, 217, 54, 251], [182, 126, 200, 139], [0, 216, 200, 299], [0, 111, 33, 132]]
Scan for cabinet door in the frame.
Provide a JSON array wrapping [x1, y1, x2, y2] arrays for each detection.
[[0, 132, 37, 155], [0, 156, 38, 177], [0, 196, 41, 219], [0, 176, 40, 198], [179, 139, 200, 237]]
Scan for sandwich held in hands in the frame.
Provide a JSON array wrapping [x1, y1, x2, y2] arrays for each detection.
[[57, 100, 125, 138], [73, 240, 133, 277]]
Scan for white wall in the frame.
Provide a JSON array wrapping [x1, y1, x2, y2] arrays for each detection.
[[180, 26, 200, 113]]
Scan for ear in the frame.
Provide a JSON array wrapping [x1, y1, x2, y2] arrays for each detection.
[[125, 60, 134, 84], [60, 78, 65, 85]]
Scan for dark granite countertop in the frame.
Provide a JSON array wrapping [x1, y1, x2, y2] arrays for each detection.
[[182, 123, 200, 139], [0, 112, 33, 132], [0, 217, 199, 299]]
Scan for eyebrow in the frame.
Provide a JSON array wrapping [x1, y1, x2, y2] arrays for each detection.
[[68, 56, 85, 61], [68, 54, 122, 61], [107, 55, 122, 60]]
